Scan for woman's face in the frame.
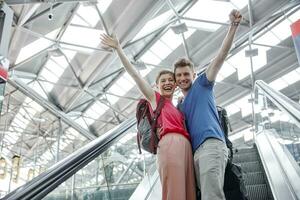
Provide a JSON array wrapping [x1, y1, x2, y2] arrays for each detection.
[[157, 73, 176, 99]]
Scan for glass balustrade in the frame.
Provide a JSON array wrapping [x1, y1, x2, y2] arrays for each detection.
[[43, 126, 156, 200], [255, 86, 300, 166]]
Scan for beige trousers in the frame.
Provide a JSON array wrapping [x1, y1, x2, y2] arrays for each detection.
[[157, 133, 196, 200], [194, 138, 228, 200]]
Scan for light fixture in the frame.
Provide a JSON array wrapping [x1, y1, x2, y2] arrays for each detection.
[[48, 46, 63, 57], [245, 48, 258, 57], [170, 22, 188, 34], [0, 157, 7, 179], [27, 168, 34, 181], [12, 155, 21, 183], [132, 60, 147, 70]]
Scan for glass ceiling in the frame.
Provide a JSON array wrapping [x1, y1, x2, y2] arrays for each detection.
[[2, 1, 300, 195], [7, 0, 300, 147]]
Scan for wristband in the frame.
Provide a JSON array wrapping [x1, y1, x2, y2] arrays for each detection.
[[231, 22, 240, 26]]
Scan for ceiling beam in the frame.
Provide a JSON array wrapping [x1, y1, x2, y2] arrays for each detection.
[[5, 0, 90, 5], [8, 77, 97, 140]]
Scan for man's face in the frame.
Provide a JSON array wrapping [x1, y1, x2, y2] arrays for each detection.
[[175, 66, 195, 91]]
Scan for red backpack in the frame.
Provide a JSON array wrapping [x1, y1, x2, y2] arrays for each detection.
[[136, 97, 165, 154]]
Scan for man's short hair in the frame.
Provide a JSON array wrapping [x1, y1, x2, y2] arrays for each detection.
[[156, 70, 175, 84], [173, 58, 194, 73]]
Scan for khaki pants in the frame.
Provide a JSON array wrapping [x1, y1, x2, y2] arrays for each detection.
[[194, 138, 228, 200], [157, 133, 196, 200]]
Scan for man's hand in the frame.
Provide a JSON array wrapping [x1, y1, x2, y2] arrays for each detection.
[[229, 9, 242, 24], [100, 33, 120, 50]]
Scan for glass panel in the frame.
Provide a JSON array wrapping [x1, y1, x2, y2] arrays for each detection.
[[230, 0, 248, 9], [15, 29, 59, 64], [269, 68, 300, 91], [97, 0, 113, 14], [255, 87, 300, 166], [133, 10, 173, 40], [60, 26, 104, 49], [183, 19, 221, 32], [75, 5, 100, 27], [184, 0, 234, 23], [43, 126, 156, 200]]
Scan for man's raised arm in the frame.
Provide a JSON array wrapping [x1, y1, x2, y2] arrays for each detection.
[[206, 10, 242, 82]]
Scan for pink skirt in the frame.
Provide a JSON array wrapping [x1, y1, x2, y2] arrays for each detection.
[[157, 133, 196, 200]]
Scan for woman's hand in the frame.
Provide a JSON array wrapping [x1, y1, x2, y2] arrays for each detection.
[[100, 33, 120, 49]]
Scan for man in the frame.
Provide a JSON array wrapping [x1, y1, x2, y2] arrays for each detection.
[[174, 10, 242, 200]]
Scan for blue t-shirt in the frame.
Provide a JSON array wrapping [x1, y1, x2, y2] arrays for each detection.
[[180, 73, 225, 152]]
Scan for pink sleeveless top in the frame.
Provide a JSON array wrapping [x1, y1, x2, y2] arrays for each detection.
[[151, 92, 190, 140]]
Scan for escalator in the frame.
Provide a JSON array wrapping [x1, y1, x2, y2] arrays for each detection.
[[1, 80, 300, 200], [233, 146, 273, 200]]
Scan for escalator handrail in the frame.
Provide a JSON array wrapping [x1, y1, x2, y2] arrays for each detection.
[[1, 117, 137, 200], [255, 80, 300, 127], [256, 130, 300, 199], [255, 81, 300, 198]]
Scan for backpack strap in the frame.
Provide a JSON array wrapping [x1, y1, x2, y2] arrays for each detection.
[[150, 96, 165, 153]]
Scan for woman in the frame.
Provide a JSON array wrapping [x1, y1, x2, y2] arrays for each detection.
[[100, 34, 196, 200]]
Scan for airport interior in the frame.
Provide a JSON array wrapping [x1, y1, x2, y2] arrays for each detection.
[[0, 0, 300, 199]]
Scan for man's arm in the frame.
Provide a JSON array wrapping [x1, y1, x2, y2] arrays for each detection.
[[100, 34, 156, 108], [206, 10, 242, 82]]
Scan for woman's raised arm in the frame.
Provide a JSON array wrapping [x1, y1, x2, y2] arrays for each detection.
[[100, 34, 156, 108]]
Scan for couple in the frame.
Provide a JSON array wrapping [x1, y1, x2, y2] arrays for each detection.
[[101, 9, 242, 200]]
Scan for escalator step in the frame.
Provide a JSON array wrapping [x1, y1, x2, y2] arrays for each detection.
[[234, 147, 257, 154], [244, 172, 266, 185], [246, 184, 270, 200], [240, 161, 262, 173], [233, 152, 259, 163]]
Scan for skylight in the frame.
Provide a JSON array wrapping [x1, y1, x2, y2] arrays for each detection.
[[160, 29, 182, 50], [97, 0, 113, 14], [184, 20, 221, 32], [255, 16, 294, 47], [184, 28, 196, 39], [269, 78, 289, 91], [75, 117, 89, 130], [150, 40, 173, 60], [105, 73, 135, 104], [271, 19, 293, 41], [39, 49, 76, 93], [2, 97, 43, 156], [133, 10, 173, 40], [252, 45, 268, 71], [60, 25, 104, 54], [269, 68, 300, 90], [15, 29, 59, 65], [227, 45, 267, 81], [71, 14, 90, 27], [289, 9, 300, 23], [254, 31, 281, 46], [74, 4, 100, 27], [28, 81, 47, 99], [139, 65, 152, 77], [184, 0, 234, 23], [216, 61, 236, 82], [225, 94, 252, 117], [230, 0, 248, 9], [84, 102, 109, 125], [140, 50, 161, 65], [227, 47, 251, 80], [225, 103, 240, 116]]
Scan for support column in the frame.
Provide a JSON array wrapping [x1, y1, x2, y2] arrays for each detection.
[[247, 0, 257, 140]]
